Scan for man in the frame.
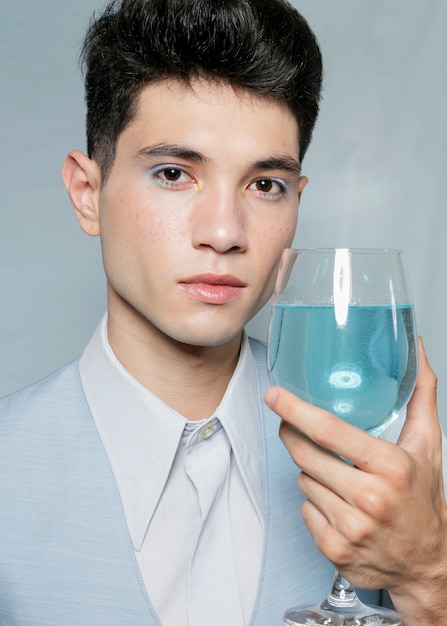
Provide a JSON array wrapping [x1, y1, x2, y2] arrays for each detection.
[[0, 0, 445, 625]]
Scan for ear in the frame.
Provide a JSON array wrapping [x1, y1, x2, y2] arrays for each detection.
[[297, 175, 308, 203], [61, 150, 102, 236]]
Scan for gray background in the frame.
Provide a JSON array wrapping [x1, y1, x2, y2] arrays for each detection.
[[1, 1, 446, 428]]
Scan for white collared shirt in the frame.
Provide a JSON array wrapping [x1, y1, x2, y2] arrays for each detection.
[[80, 316, 264, 625]]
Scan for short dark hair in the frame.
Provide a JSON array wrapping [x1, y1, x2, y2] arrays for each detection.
[[81, 0, 323, 179]]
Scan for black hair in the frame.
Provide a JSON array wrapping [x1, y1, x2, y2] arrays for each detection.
[[81, 0, 323, 179]]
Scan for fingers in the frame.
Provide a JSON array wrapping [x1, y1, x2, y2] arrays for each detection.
[[265, 386, 399, 475], [398, 337, 441, 455], [299, 488, 375, 574], [278, 419, 356, 503], [299, 470, 374, 544], [265, 340, 447, 600], [265, 386, 360, 454], [280, 417, 408, 525]]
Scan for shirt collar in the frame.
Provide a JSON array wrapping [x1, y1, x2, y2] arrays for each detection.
[[80, 315, 264, 551]]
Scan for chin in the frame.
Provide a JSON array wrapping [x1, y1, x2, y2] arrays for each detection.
[[170, 325, 244, 349]]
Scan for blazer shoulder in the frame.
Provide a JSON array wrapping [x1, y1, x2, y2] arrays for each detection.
[[0, 359, 85, 430]]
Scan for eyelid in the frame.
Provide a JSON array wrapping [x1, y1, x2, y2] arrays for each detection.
[[149, 163, 190, 176], [249, 176, 290, 199], [147, 163, 195, 187], [265, 176, 288, 189]]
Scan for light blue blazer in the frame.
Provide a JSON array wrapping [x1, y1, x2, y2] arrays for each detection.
[[0, 339, 380, 625]]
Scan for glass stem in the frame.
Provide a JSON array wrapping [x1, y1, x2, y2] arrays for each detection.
[[321, 570, 360, 610]]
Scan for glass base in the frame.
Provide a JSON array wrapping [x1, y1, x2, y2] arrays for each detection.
[[284, 573, 402, 626], [283, 600, 402, 626]]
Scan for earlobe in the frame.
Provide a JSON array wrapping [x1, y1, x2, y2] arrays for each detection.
[[61, 150, 101, 237]]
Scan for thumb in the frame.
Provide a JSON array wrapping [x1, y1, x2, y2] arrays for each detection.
[[397, 336, 440, 455]]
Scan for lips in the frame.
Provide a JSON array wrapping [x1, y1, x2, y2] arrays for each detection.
[[179, 273, 246, 304]]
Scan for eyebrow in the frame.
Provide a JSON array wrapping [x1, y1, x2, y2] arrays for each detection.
[[136, 143, 301, 174], [137, 144, 208, 163], [252, 156, 301, 175]]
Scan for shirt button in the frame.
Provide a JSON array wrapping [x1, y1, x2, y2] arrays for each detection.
[[199, 422, 216, 440]]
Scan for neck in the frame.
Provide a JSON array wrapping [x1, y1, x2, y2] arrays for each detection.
[[106, 299, 242, 421]]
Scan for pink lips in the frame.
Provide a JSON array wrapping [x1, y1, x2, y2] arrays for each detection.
[[179, 273, 246, 304]]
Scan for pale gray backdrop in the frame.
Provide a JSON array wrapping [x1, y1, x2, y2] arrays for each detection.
[[1, 1, 446, 428]]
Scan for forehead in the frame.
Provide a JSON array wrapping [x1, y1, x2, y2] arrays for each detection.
[[124, 77, 300, 157]]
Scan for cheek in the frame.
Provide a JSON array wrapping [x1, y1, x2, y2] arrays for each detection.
[[101, 192, 157, 242], [100, 202, 191, 283], [252, 217, 296, 290], [264, 212, 297, 271], [262, 212, 297, 257], [282, 208, 299, 245]]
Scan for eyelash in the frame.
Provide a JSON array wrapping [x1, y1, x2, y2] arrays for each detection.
[[148, 165, 289, 200], [249, 178, 289, 200], [148, 165, 193, 189]]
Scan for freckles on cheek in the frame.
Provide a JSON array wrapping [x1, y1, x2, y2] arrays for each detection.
[[128, 207, 159, 244], [267, 224, 295, 253]]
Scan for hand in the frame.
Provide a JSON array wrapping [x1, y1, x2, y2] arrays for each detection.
[[264, 338, 447, 625]]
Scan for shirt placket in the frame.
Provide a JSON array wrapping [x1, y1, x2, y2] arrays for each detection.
[[184, 418, 245, 626]]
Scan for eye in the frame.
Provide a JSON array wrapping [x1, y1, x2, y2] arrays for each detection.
[[148, 165, 195, 189], [161, 168, 183, 182], [249, 177, 288, 199], [256, 179, 275, 193]]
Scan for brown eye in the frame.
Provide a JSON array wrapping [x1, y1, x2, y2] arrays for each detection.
[[249, 177, 287, 199], [256, 179, 273, 192], [163, 168, 182, 181], [150, 165, 194, 189]]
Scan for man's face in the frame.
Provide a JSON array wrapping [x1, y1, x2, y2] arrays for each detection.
[[96, 79, 306, 348]]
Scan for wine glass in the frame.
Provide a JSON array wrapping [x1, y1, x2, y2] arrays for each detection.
[[267, 248, 418, 626]]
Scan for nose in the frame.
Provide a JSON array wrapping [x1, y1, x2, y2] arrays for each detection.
[[191, 187, 248, 254]]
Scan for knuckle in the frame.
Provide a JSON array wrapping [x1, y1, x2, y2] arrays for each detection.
[[427, 367, 438, 389], [338, 515, 372, 548], [387, 456, 413, 491], [356, 486, 391, 521], [322, 538, 352, 568]]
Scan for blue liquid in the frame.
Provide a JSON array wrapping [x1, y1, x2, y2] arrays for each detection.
[[267, 304, 418, 434]]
